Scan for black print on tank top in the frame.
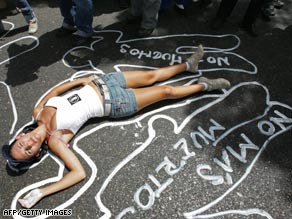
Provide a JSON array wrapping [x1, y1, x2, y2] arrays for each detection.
[[67, 94, 81, 105]]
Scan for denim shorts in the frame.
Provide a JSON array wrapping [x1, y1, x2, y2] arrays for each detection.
[[100, 72, 138, 118]]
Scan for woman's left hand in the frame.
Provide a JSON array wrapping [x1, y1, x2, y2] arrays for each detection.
[[18, 188, 43, 208]]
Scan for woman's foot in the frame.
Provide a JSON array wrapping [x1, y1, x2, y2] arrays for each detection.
[[28, 21, 38, 34], [198, 77, 230, 91], [186, 45, 204, 73]]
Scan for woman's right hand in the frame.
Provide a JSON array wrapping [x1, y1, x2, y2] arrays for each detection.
[[18, 188, 43, 208], [82, 75, 97, 86]]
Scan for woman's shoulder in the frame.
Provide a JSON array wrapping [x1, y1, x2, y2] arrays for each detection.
[[47, 129, 73, 147]]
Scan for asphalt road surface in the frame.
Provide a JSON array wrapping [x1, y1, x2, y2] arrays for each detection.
[[1, 1, 291, 219]]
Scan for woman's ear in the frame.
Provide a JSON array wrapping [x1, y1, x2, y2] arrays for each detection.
[[15, 133, 25, 140]]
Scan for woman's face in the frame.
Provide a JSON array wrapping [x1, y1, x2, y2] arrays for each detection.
[[10, 131, 43, 160]]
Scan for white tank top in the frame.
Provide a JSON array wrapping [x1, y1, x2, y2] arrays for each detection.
[[45, 85, 104, 134]]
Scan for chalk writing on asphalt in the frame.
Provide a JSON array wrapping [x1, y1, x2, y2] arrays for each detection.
[[1, 28, 291, 219]]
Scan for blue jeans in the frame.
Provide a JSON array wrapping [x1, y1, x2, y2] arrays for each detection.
[[100, 72, 138, 118], [58, 0, 93, 37], [12, 0, 37, 23]]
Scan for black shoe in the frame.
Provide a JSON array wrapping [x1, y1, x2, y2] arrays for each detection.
[[72, 34, 92, 46], [242, 23, 258, 37], [138, 27, 154, 37], [56, 27, 76, 38]]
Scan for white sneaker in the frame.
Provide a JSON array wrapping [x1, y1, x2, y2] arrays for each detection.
[[28, 21, 38, 34]]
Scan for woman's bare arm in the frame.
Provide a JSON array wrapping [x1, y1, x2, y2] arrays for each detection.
[[18, 133, 86, 208]]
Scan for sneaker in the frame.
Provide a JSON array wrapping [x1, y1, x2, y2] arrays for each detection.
[[72, 34, 92, 46], [28, 21, 38, 34], [186, 45, 204, 73], [56, 26, 76, 38], [138, 27, 154, 37], [198, 77, 231, 91]]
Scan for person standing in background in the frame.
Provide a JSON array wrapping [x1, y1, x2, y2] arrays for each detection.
[[211, 0, 264, 37], [56, 0, 93, 46], [12, 0, 38, 34], [129, 0, 161, 37]]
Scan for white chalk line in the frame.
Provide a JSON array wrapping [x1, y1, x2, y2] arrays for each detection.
[[191, 208, 273, 219], [92, 82, 291, 219], [0, 20, 14, 39], [92, 30, 241, 51], [61, 31, 258, 74], [91, 82, 277, 218], [183, 91, 292, 218], [0, 36, 39, 66], [3, 31, 287, 219], [9, 36, 253, 216]]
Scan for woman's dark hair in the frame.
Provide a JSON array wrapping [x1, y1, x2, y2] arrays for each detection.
[[1, 123, 48, 173]]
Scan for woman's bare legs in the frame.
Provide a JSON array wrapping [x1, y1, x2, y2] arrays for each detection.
[[133, 84, 205, 111], [122, 62, 188, 88], [133, 76, 231, 110], [121, 44, 230, 111], [122, 45, 204, 88]]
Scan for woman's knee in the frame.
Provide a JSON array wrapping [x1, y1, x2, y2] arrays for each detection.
[[161, 86, 175, 98]]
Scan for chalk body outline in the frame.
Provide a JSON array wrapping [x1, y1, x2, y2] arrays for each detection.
[[1, 30, 290, 219]]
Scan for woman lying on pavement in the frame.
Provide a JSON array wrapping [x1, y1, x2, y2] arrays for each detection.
[[2, 45, 230, 208]]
